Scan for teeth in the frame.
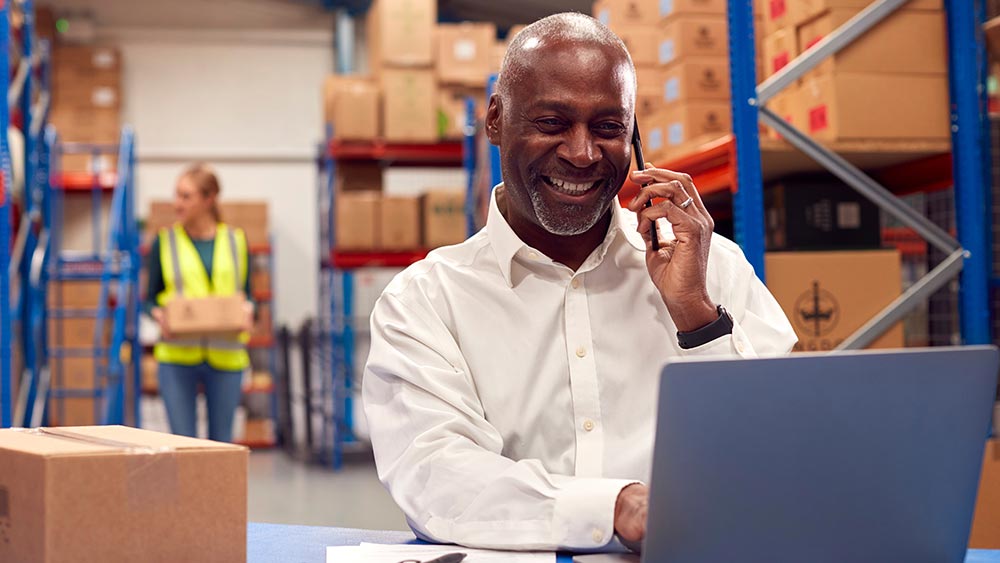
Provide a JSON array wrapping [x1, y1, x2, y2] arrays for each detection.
[[548, 177, 592, 194]]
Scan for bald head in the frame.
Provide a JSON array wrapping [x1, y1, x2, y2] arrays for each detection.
[[496, 12, 635, 105]]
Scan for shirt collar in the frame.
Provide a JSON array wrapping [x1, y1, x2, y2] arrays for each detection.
[[486, 184, 646, 287]]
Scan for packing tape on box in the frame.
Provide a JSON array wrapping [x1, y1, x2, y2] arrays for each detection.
[[13, 428, 179, 509]]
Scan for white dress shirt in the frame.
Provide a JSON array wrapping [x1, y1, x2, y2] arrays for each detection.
[[363, 186, 796, 551]]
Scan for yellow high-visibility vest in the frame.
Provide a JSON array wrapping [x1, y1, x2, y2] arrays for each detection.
[[154, 223, 250, 371]]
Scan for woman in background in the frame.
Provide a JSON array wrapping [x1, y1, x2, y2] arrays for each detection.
[[145, 163, 253, 442]]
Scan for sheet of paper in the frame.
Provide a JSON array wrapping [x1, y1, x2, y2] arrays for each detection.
[[326, 542, 556, 563]]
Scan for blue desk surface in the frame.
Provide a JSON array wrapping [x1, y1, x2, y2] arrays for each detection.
[[249, 522, 1000, 563]]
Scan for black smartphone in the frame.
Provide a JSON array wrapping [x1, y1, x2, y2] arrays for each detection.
[[631, 116, 659, 250]]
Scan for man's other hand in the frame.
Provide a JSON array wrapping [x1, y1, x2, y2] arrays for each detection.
[[614, 483, 649, 544]]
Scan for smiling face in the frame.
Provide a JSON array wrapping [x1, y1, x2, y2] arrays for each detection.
[[488, 37, 635, 238]]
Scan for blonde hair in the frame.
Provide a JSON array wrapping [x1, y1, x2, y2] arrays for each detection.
[[180, 162, 222, 222]]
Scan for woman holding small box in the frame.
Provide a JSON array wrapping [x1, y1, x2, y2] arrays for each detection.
[[145, 163, 253, 442]]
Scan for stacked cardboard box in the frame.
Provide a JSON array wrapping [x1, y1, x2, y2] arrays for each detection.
[[435, 22, 494, 140], [50, 45, 122, 173], [334, 190, 467, 252], [594, 0, 731, 162], [758, 0, 949, 142], [145, 200, 269, 248], [323, 75, 380, 141]]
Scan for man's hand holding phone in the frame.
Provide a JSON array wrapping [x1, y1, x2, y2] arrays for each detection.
[[627, 166, 718, 333]]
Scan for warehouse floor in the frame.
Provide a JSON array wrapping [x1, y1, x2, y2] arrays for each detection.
[[248, 451, 409, 531]]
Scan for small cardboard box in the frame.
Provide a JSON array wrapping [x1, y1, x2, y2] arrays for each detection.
[[366, 0, 436, 67], [335, 191, 380, 250], [593, 0, 658, 28], [326, 78, 379, 141], [661, 58, 731, 106], [761, 27, 797, 80], [791, 73, 950, 142], [0, 425, 247, 563], [435, 22, 497, 87], [765, 250, 904, 352], [636, 65, 665, 99], [422, 191, 467, 248], [661, 101, 732, 151], [970, 439, 1000, 549], [658, 16, 729, 66], [757, 0, 807, 37], [379, 196, 422, 250], [165, 295, 247, 337], [659, 0, 727, 20], [381, 69, 438, 142], [798, 10, 946, 76], [618, 25, 661, 67]]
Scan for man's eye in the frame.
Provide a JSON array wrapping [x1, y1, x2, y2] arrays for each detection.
[[595, 122, 625, 134], [535, 118, 566, 131]]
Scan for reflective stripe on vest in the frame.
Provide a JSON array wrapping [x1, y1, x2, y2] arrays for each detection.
[[154, 223, 250, 371]]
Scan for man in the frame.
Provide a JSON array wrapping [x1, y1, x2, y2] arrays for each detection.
[[363, 13, 796, 551]]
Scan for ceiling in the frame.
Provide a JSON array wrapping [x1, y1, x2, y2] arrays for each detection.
[[39, 0, 593, 31]]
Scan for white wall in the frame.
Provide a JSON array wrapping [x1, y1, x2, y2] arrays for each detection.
[[104, 27, 333, 326]]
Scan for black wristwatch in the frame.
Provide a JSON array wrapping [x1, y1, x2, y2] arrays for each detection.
[[676, 305, 734, 350]]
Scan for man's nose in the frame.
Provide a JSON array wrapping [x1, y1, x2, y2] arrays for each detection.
[[556, 125, 602, 168]]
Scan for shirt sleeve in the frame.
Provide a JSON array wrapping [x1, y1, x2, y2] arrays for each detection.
[[363, 291, 637, 551], [144, 236, 164, 315], [678, 236, 797, 358]]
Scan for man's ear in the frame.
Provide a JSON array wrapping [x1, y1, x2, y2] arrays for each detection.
[[486, 93, 502, 146]]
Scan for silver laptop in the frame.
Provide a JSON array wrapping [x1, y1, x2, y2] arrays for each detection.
[[578, 346, 998, 563]]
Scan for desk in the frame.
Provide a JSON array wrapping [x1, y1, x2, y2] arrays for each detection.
[[249, 523, 1000, 563]]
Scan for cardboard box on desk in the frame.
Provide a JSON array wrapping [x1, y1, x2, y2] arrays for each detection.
[[0, 425, 247, 563], [765, 250, 904, 352], [165, 295, 248, 338], [366, 0, 436, 68], [435, 22, 497, 88], [658, 16, 729, 66], [798, 10, 946, 76], [791, 73, 950, 142], [422, 191, 467, 248], [381, 69, 438, 143]]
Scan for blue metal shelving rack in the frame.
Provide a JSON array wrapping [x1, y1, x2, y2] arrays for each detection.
[[726, 0, 993, 347], [0, 0, 12, 428]]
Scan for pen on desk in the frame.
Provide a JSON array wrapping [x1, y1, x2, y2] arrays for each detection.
[[423, 553, 467, 563]]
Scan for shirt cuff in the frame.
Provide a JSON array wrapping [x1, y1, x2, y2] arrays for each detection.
[[677, 318, 756, 358], [552, 478, 639, 550]]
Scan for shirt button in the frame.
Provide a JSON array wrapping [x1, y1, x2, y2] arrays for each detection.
[[592, 529, 604, 543], [576, 346, 587, 358], [571, 278, 581, 289], [527, 251, 539, 260], [583, 419, 595, 432], [735, 340, 745, 354]]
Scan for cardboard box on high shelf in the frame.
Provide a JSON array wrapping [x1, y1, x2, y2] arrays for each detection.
[[438, 86, 482, 140], [221, 202, 269, 247], [636, 91, 662, 121], [53, 83, 122, 111], [764, 83, 800, 140], [765, 250, 904, 352], [336, 161, 383, 192], [757, 0, 807, 37], [52, 45, 121, 81], [761, 27, 797, 80], [799, 0, 942, 24], [659, 0, 727, 20], [165, 295, 248, 338], [381, 68, 438, 142], [658, 16, 729, 66], [637, 109, 669, 164], [765, 177, 881, 251], [0, 425, 247, 563], [791, 73, 950, 142], [366, 0, 436, 68], [422, 191, 467, 248], [798, 10, 946, 76], [324, 77, 379, 141], [661, 58, 731, 106], [435, 22, 497, 87], [335, 191, 380, 250], [47, 280, 102, 309], [661, 101, 731, 155], [617, 25, 660, 66], [593, 0, 658, 28], [970, 439, 1000, 549], [379, 196, 422, 250]]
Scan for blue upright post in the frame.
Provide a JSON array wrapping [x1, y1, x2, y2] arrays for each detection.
[[463, 97, 477, 237], [726, 0, 766, 280], [0, 0, 13, 428], [946, 0, 992, 344]]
